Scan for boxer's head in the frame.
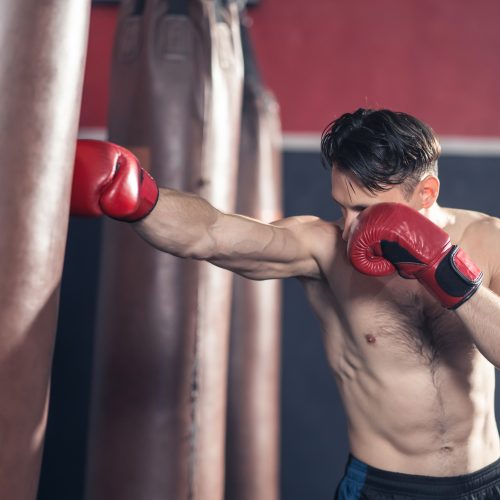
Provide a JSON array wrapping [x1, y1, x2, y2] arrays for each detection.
[[321, 108, 441, 239]]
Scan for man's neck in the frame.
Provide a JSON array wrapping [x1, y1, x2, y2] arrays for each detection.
[[421, 203, 454, 229]]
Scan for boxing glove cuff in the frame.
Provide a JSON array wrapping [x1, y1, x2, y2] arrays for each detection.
[[418, 245, 483, 309]]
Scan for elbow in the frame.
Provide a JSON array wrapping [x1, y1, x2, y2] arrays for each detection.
[[489, 359, 500, 371], [475, 346, 500, 370], [490, 357, 500, 371]]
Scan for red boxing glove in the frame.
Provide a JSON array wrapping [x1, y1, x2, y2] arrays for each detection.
[[348, 203, 483, 309], [71, 140, 159, 222]]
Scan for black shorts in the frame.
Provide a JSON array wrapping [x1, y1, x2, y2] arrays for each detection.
[[334, 454, 500, 499]]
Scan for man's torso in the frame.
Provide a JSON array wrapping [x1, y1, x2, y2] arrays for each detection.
[[302, 206, 500, 476]]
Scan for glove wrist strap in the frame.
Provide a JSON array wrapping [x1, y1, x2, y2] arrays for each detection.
[[420, 246, 483, 309]]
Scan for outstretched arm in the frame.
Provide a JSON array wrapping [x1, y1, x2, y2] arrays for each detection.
[[133, 187, 331, 280], [71, 139, 336, 281]]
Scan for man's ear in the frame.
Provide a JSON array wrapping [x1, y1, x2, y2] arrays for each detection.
[[417, 175, 440, 208]]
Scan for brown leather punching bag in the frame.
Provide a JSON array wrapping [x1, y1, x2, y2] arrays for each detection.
[[225, 21, 283, 500], [0, 2, 90, 500], [85, 2, 206, 498], [85, 0, 242, 499]]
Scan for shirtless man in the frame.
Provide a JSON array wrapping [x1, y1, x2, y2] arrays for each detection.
[[72, 108, 500, 498]]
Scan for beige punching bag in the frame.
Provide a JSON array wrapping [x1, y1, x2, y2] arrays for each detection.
[[0, 1, 90, 500], [225, 20, 283, 500], [192, 0, 243, 497], [85, 0, 242, 499]]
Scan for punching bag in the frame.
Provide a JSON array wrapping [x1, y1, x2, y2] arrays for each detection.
[[0, 1, 90, 499], [225, 21, 283, 500], [192, 0, 243, 497], [85, 1, 205, 498], [85, 1, 243, 499]]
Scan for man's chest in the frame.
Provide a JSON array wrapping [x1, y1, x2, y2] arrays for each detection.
[[308, 257, 476, 369]]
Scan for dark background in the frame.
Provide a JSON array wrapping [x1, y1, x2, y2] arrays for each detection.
[[38, 151, 500, 500]]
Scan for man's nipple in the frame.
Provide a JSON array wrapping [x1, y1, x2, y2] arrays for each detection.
[[365, 334, 377, 344]]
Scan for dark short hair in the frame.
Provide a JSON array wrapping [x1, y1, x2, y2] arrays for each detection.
[[320, 108, 441, 197]]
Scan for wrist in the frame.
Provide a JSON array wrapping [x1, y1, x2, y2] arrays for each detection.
[[419, 246, 483, 309]]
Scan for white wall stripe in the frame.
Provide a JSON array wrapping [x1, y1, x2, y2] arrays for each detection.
[[78, 127, 108, 140], [283, 133, 500, 157], [439, 137, 500, 157], [79, 128, 500, 157]]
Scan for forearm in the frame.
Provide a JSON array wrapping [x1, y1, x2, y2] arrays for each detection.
[[133, 187, 220, 259], [132, 187, 282, 265], [455, 286, 500, 368]]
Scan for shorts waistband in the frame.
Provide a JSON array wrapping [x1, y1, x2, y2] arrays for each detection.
[[345, 454, 500, 496]]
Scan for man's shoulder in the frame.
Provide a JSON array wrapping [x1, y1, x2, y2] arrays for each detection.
[[445, 207, 500, 238], [272, 216, 342, 277], [446, 207, 500, 280]]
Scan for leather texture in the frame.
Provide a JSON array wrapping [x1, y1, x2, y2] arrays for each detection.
[[0, 1, 90, 499], [191, 1, 243, 498], [71, 140, 159, 221], [85, 1, 243, 499], [348, 203, 482, 308], [225, 22, 283, 500]]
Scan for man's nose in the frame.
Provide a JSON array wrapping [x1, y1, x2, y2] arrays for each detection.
[[341, 225, 350, 242], [342, 213, 358, 241]]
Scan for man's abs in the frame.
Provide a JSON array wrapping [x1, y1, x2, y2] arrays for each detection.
[[342, 358, 499, 476]]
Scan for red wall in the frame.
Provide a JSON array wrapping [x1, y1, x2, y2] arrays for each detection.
[[80, 6, 115, 129], [81, 1, 500, 136]]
